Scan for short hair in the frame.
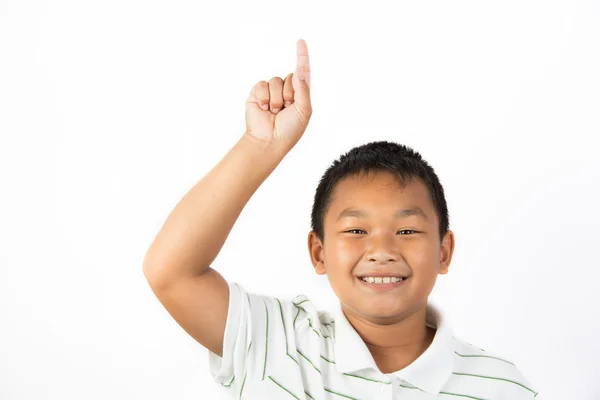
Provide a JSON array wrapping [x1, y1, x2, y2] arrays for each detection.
[[310, 140, 450, 244]]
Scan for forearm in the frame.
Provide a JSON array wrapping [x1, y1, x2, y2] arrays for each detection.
[[143, 133, 287, 283]]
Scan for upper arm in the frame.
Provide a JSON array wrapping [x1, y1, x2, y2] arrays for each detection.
[[144, 268, 304, 392], [144, 266, 230, 357]]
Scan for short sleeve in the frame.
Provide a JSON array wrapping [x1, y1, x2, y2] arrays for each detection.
[[208, 281, 247, 385], [207, 282, 299, 396]]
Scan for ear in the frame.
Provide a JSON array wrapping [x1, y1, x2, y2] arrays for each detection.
[[308, 231, 327, 275], [439, 230, 455, 275]]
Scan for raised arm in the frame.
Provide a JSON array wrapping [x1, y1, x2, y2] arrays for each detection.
[[142, 39, 312, 356]]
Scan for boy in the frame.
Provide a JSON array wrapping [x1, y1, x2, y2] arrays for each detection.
[[143, 39, 539, 399]]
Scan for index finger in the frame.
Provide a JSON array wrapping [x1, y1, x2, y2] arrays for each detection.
[[296, 39, 310, 70], [296, 39, 310, 84]]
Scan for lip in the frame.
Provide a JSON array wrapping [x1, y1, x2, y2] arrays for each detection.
[[357, 272, 408, 278], [357, 276, 408, 292]]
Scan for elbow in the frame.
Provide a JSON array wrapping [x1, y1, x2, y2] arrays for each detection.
[[142, 258, 166, 288]]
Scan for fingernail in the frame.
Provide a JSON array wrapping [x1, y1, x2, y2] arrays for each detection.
[[284, 101, 292, 107], [272, 108, 280, 114], [261, 103, 268, 110]]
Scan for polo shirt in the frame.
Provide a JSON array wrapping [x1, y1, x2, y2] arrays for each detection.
[[208, 282, 539, 399]]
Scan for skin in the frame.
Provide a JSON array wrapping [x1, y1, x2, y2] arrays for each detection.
[[308, 169, 455, 374]]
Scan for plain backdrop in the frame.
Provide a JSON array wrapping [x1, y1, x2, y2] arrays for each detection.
[[1, 0, 599, 399]]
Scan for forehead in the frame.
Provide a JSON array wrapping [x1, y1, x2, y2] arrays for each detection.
[[326, 170, 435, 220]]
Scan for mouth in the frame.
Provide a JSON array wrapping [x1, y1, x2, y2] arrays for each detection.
[[356, 275, 409, 291]]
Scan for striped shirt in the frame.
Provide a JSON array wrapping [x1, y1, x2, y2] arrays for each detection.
[[208, 282, 539, 399]]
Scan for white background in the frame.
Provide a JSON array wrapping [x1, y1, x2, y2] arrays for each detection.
[[1, 0, 599, 399]]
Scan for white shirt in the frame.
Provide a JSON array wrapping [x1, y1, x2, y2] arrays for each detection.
[[208, 282, 539, 399]]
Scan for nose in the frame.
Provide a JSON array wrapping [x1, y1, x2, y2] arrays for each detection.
[[365, 231, 399, 263]]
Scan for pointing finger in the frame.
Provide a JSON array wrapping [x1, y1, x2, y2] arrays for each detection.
[[296, 39, 310, 87]]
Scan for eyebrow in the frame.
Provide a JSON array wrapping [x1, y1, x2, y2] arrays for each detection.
[[336, 207, 429, 222]]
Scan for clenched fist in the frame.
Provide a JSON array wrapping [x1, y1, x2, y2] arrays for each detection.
[[244, 39, 312, 151]]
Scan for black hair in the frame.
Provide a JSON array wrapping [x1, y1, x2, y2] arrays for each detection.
[[310, 140, 450, 244]]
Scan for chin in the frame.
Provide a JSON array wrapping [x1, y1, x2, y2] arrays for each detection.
[[357, 299, 405, 317]]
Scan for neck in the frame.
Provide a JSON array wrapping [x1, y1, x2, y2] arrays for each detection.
[[342, 303, 436, 373]]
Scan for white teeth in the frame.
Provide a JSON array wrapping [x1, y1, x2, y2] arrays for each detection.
[[361, 276, 405, 284]]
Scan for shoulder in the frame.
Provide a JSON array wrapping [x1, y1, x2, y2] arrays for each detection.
[[231, 283, 333, 338], [451, 336, 539, 399], [288, 293, 335, 338]]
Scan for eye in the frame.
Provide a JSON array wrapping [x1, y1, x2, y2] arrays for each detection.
[[345, 229, 366, 234], [344, 229, 417, 235]]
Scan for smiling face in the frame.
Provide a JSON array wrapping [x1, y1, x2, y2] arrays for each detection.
[[308, 169, 455, 323]]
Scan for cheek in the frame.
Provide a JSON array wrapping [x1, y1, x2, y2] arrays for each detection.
[[406, 242, 435, 264], [331, 239, 362, 267], [401, 235, 436, 256]]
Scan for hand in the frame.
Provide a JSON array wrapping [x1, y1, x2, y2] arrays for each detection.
[[244, 39, 312, 151]]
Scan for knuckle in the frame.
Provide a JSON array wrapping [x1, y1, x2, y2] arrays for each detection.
[[283, 75, 294, 101], [283, 90, 294, 102], [297, 66, 310, 74], [252, 81, 269, 100], [268, 78, 284, 108]]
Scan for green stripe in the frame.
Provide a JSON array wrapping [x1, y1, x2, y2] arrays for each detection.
[[268, 376, 300, 400], [261, 298, 269, 381], [304, 390, 315, 399], [324, 387, 359, 399], [297, 348, 321, 374], [310, 326, 323, 338], [275, 298, 299, 366], [223, 339, 252, 388], [239, 373, 247, 399], [343, 372, 391, 384], [438, 391, 486, 399], [293, 299, 309, 306], [452, 372, 536, 394], [454, 351, 515, 366], [276, 298, 287, 350], [293, 303, 332, 339], [320, 354, 335, 364], [293, 303, 319, 337], [399, 383, 421, 390], [293, 307, 301, 328], [222, 375, 235, 387], [453, 337, 486, 352]]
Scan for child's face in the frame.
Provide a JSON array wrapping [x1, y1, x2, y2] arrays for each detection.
[[308, 170, 454, 321]]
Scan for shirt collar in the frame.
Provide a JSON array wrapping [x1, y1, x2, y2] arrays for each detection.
[[332, 299, 455, 395]]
